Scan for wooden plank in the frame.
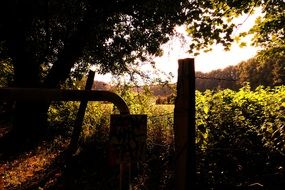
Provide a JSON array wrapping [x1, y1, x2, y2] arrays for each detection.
[[109, 114, 147, 163], [110, 114, 147, 190], [69, 70, 95, 154], [0, 88, 130, 114], [174, 58, 196, 190]]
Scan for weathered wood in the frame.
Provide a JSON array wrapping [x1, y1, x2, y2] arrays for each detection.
[[110, 114, 147, 190], [110, 114, 147, 164], [174, 58, 196, 190], [69, 70, 95, 154], [0, 84, 132, 190], [0, 88, 130, 114]]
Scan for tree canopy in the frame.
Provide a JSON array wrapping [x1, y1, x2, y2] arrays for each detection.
[[0, 0, 284, 165], [195, 55, 285, 91], [185, 0, 285, 59], [0, 0, 284, 89], [0, 0, 188, 88], [0, 0, 192, 145]]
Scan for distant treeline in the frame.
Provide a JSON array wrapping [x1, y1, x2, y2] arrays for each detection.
[[196, 56, 285, 91], [91, 56, 285, 104], [92, 81, 176, 97]]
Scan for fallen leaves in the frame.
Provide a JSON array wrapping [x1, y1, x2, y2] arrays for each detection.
[[0, 136, 68, 189]]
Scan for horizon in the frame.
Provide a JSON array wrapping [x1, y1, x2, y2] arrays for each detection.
[[96, 9, 261, 84], [95, 43, 259, 84]]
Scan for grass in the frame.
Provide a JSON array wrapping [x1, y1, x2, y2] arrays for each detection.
[[0, 104, 176, 189], [0, 135, 69, 189]]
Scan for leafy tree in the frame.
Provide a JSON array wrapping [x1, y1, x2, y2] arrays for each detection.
[[237, 56, 285, 89], [185, 0, 284, 90], [185, 0, 285, 59], [0, 0, 188, 89], [271, 57, 285, 86], [195, 66, 240, 91], [249, 1, 285, 61], [0, 60, 13, 87], [0, 0, 283, 147], [195, 54, 285, 91], [196, 86, 285, 188], [237, 58, 267, 88], [0, 0, 188, 143]]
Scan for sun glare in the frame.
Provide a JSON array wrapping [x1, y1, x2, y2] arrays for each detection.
[[96, 9, 262, 84], [154, 9, 262, 82]]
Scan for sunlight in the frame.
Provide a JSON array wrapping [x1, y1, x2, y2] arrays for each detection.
[[154, 8, 262, 82], [96, 9, 263, 84], [154, 39, 259, 74]]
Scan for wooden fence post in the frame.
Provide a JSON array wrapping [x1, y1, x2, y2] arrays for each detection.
[[110, 115, 147, 190], [69, 70, 95, 154], [174, 58, 196, 190]]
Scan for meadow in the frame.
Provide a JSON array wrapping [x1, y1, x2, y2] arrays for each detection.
[[1, 84, 285, 189]]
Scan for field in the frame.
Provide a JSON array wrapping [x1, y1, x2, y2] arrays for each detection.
[[1, 85, 285, 189]]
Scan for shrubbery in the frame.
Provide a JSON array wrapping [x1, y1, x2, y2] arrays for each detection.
[[196, 85, 285, 188], [47, 84, 285, 189]]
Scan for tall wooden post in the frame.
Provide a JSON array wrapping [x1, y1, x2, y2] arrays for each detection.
[[110, 114, 147, 190], [174, 58, 196, 190], [69, 70, 95, 154]]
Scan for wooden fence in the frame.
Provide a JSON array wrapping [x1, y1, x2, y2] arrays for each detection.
[[0, 58, 196, 190], [174, 58, 196, 190]]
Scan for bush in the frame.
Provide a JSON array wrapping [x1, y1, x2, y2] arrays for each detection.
[[196, 85, 285, 188], [47, 84, 285, 189]]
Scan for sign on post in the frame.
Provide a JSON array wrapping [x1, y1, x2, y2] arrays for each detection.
[[109, 114, 147, 164]]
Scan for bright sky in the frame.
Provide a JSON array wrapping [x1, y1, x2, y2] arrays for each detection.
[[96, 9, 262, 83], [155, 10, 262, 81], [154, 38, 258, 75]]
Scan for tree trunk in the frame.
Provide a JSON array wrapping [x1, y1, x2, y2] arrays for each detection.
[[3, 1, 95, 151], [4, 16, 47, 149], [10, 48, 47, 148]]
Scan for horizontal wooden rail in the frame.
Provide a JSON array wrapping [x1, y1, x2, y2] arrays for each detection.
[[0, 88, 130, 114]]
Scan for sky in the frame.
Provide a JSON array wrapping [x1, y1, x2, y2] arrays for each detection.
[[154, 35, 258, 75], [95, 9, 262, 83], [154, 10, 261, 80], [95, 42, 259, 84]]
